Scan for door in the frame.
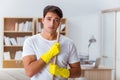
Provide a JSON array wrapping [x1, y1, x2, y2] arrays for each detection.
[[101, 12, 116, 80]]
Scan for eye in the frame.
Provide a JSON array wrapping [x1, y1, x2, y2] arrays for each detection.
[[47, 18, 51, 21], [54, 19, 60, 23]]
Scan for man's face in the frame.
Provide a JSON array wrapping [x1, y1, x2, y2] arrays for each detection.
[[42, 12, 61, 34]]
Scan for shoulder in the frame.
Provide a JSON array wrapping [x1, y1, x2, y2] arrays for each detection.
[[60, 35, 74, 43], [60, 35, 75, 46], [24, 34, 40, 43]]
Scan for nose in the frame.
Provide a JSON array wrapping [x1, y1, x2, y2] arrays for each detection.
[[50, 20, 55, 26]]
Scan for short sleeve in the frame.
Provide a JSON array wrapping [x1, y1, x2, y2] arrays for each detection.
[[68, 42, 80, 64], [22, 38, 35, 57]]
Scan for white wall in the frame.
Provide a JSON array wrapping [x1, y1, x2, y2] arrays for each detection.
[[67, 14, 100, 60], [0, 0, 120, 67]]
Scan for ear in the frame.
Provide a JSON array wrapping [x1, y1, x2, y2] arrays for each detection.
[[58, 19, 62, 25], [42, 18, 44, 24]]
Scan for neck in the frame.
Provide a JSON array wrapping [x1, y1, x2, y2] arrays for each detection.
[[40, 31, 57, 40]]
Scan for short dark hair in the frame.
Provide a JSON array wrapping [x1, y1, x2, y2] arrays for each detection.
[[43, 5, 63, 18]]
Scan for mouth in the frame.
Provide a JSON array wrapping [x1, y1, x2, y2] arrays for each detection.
[[48, 27, 56, 30]]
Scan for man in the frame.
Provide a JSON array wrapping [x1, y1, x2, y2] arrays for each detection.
[[22, 5, 81, 80]]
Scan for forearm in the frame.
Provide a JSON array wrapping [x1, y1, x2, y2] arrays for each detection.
[[50, 63, 81, 78], [29, 59, 46, 76], [23, 56, 46, 77], [69, 67, 81, 78]]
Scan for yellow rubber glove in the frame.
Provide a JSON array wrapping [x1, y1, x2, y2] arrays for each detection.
[[50, 63, 70, 78], [41, 42, 60, 63]]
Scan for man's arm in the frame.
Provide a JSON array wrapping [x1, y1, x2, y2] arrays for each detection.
[[69, 62, 81, 78], [23, 55, 46, 77], [50, 62, 81, 78], [23, 42, 60, 77]]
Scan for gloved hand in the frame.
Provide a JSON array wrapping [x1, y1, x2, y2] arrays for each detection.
[[41, 42, 60, 63], [50, 63, 70, 78]]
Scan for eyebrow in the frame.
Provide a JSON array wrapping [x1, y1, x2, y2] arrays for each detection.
[[45, 17, 60, 20]]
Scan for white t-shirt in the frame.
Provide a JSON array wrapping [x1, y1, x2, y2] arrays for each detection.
[[22, 34, 79, 80]]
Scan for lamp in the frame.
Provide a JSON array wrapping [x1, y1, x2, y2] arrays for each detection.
[[88, 35, 96, 48], [87, 35, 96, 60]]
